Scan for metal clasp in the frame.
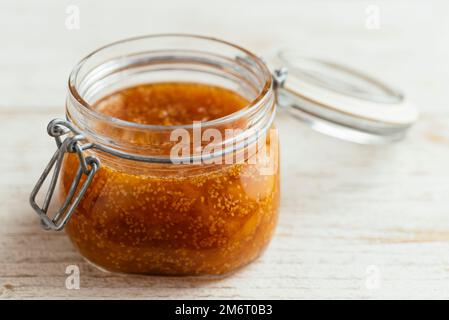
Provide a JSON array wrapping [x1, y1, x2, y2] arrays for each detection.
[[273, 67, 288, 90], [30, 119, 100, 231]]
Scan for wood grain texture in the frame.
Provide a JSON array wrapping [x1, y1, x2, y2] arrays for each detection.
[[1, 0, 449, 299]]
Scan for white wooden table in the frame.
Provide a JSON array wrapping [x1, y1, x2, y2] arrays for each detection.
[[1, 0, 449, 299]]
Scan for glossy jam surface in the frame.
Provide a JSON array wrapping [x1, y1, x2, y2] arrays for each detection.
[[95, 82, 249, 125], [62, 82, 279, 276]]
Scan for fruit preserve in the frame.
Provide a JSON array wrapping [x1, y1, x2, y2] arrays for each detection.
[[61, 82, 279, 275]]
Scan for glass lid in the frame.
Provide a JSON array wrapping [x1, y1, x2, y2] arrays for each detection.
[[271, 49, 419, 144]]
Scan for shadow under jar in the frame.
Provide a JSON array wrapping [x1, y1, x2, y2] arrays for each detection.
[[50, 35, 279, 276]]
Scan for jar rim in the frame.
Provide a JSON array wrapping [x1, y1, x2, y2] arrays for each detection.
[[67, 34, 273, 131]]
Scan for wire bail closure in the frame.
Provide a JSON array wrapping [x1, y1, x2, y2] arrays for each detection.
[[29, 69, 285, 231], [29, 119, 100, 231]]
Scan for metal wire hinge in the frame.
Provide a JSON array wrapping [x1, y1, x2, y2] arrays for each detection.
[[29, 119, 100, 231], [273, 67, 288, 90]]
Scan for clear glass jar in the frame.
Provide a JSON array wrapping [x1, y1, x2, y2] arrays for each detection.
[[31, 35, 280, 276], [30, 33, 419, 276]]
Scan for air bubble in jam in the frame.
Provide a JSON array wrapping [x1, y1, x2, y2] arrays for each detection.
[[61, 82, 280, 276]]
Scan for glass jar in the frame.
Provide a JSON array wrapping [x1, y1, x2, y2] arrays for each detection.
[[31, 34, 418, 276], [30, 35, 280, 276]]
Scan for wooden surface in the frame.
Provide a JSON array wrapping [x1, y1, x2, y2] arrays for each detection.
[[1, 0, 449, 299]]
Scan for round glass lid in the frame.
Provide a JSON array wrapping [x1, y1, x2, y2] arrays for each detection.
[[272, 49, 419, 144]]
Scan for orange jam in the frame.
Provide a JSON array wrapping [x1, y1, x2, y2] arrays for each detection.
[[94, 82, 249, 125], [61, 82, 280, 275]]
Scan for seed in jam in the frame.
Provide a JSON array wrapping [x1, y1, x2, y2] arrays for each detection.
[[94, 82, 249, 126]]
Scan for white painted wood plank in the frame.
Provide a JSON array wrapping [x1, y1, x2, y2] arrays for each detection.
[[2, 106, 449, 299], [1, 0, 449, 299]]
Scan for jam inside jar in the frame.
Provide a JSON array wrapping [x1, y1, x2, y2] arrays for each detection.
[[58, 35, 279, 276]]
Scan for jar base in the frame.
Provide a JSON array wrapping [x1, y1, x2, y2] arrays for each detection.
[[82, 256, 113, 274], [81, 251, 265, 280]]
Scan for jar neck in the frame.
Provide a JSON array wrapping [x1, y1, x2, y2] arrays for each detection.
[[66, 35, 275, 164]]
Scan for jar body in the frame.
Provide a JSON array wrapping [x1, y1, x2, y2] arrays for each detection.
[[52, 35, 279, 276], [61, 133, 279, 275]]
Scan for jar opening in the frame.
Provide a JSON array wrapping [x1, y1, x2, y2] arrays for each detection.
[[67, 34, 273, 131], [65, 34, 276, 163]]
